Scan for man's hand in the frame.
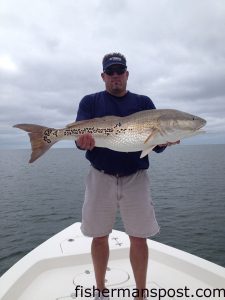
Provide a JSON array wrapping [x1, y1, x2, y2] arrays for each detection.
[[75, 133, 95, 150], [158, 140, 180, 147]]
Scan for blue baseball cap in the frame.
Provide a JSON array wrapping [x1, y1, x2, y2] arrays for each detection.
[[102, 54, 127, 71]]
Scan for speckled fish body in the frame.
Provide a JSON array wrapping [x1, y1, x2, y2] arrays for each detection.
[[13, 109, 206, 163]]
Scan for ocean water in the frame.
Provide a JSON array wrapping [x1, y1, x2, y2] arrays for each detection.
[[0, 145, 225, 276]]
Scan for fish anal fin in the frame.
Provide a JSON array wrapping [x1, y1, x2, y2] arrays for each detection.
[[140, 146, 156, 158]]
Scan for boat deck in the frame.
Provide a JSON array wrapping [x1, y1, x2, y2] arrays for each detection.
[[0, 223, 224, 300]]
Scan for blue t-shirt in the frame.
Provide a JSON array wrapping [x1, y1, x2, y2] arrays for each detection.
[[76, 90, 165, 174]]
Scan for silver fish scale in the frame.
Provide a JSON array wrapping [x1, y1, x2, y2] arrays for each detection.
[[95, 128, 150, 152], [92, 119, 154, 152]]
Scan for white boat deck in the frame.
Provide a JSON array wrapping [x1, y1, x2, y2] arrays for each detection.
[[0, 223, 224, 300]]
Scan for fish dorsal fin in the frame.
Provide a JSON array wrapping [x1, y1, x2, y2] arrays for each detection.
[[66, 119, 89, 128], [66, 115, 122, 129], [140, 146, 156, 158]]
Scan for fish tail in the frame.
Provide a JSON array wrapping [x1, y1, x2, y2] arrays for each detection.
[[13, 124, 57, 163]]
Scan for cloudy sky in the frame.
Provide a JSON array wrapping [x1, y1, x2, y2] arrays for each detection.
[[1, 0, 225, 149]]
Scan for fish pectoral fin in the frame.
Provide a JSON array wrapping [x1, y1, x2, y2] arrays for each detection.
[[140, 146, 156, 158], [144, 128, 158, 144]]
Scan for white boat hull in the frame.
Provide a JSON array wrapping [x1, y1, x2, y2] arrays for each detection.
[[0, 222, 224, 300]]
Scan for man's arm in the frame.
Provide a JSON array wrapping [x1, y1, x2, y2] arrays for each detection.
[[158, 141, 180, 147], [75, 96, 95, 150]]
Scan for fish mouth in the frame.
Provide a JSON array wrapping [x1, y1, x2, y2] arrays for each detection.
[[196, 117, 207, 130], [197, 129, 206, 134]]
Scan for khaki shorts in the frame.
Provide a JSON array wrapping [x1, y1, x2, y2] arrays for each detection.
[[81, 166, 160, 238]]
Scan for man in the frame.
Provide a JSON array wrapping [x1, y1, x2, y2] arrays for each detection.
[[76, 53, 179, 300]]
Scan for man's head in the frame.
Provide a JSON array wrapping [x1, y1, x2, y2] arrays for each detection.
[[102, 53, 127, 71], [101, 52, 129, 97]]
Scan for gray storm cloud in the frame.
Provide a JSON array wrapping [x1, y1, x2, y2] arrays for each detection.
[[0, 0, 225, 148]]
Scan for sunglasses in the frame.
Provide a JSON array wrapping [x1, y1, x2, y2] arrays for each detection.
[[104, 66, 127, 76]]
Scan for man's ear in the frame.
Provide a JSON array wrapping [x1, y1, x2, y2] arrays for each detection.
[[101, 72, 105, 81]]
